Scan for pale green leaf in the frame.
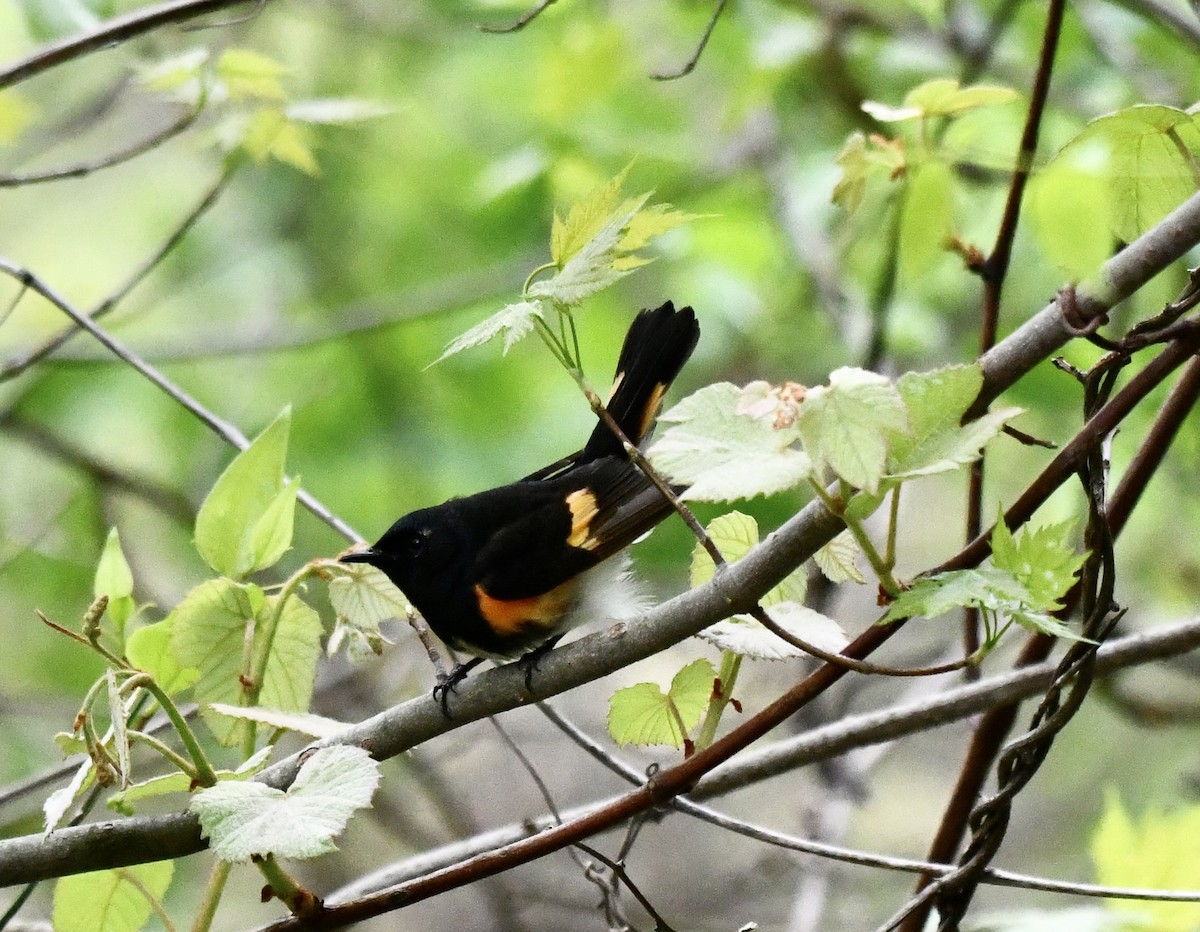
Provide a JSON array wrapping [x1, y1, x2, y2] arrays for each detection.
[[529, 196, 647, 306], [53, 861, 173, 932], [550, 166, 632, 265], [887, 364, 1022, 480], [1028, 161, 1112, 279], [833, 132, 870, 213], [194, 407, 292, 579], [990, 518, 1088, 611], [618, 202, 704, 252], [208, 703, 350, 739], [216, 48, 289, 101], [137, 48, 209, 93], [43, 757, 93, 834], [904, 78, 1018, 116], [1092, 790, 1200, 932], [699, 602, 847, 660], [94, 527, 135, 632], [814, 530, 866, 584], [190, 745, 380, 862], [256, 593, 323, 727], [432, 299, 546, 364], [649, 383, 812, 502], [607, 660, 714, 749], [689, 511, 806, 606], [248, 478, 300, 573], [898, 158, 954, 284], [327, 563, 407, 662], [239, 109, 319, 174], [797, 367, 909, 493], [126, 619, 200, 695]]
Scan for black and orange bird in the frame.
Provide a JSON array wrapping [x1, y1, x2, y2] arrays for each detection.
[[341, 301, 699, 707]]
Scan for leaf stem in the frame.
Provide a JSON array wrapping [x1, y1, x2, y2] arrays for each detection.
[[256, 854, 320, 916], [694, 651, 742, 751], [126, 730, 200, 779], [114, 867, 178, 932], [123, 673, 219, 787], [809, 480, 902, 597], [190, 860, 231, 932]]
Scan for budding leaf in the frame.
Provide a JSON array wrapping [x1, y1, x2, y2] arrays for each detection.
[[607, 659, 715, 749]]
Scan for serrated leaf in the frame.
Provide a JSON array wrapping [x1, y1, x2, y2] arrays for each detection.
[[194, 407, 293, 579], [699, 602, 848, 660], [107, 772, 194, 815], [898, 158, 954, 284], [607, 659, 714, 749], [285, 98, 392, 124], [550, 166, 632, 266], [990, 517, 1088, 611], [649, 383, 812, 502], [432, 299, 546, 364], [884, 567, 1025, 623], [126, 619, 200, 695], [327, 563, 406, 662], [208, 703, 350, 739], [797, 367, 909, 493], [1092, 790, 1200, 932], [814, 530, 865, 584], [690, 512, 805, 606], [53, 861, 174, 932], [529, 196, 647, 306], [94, 527, 135, 632], [240, 109, 319, 175], [190, 745, 380, 862], [618, 202, 703, 252], [170, 579, 320, 745], [216, 48, 289, 101], [887, 364, 1022, 480]]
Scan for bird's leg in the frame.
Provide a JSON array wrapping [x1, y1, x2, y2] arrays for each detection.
[[517, 635, 563, 692], [432, 657, 485, 716]]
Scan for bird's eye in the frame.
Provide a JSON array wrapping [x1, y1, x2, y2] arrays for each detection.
[[404, 529, 430, 556]]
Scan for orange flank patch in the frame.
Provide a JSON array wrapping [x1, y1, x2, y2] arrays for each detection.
[[565, 488, 600, 550], [635, 383, 668, 444], [474, 581, 577, 638]]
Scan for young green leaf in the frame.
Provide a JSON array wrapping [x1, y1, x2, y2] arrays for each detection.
[[699, 602, 847, 661], [649, 383, 812, 501], [239, 108, 319, 175], [607, 658, 716, 749], [1092, 790, 1200, 932], [897, 157, 953, 284], [208, 703, 351, 739], [190, 745, 380, 862], [194, 407, 296, 579], [216, 48, 289, 101], [137, 48, 209, 93], [327, 563, 407, 662], [549, 167, 633, 267], [904, 78, 1018, 117], [43, 757, 93, 834], [1028, 161, 1112, 279], [431, 299, 546, 364], [126, 619, 200, 695], [108, 746, 276, 814], [689, 511, 806, 606], [528, 195, 647, 306], [53, 861, 174, 932], [285, 98, 393, 125], [814, 530, 865, 584], [990, 517, 1087, 611], [169, 579, 321, 745], [886, 364, 1022, 480], [796, 367, 909, 493], [94, 527, 135, 634]]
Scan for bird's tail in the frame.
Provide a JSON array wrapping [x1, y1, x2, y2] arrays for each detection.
[[580, 301, 700, 463]]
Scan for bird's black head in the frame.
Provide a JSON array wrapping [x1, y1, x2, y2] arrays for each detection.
[[339, 505, 468, 618]]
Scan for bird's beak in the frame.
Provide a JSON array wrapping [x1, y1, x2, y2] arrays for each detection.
[[339, 547, 380, 566]]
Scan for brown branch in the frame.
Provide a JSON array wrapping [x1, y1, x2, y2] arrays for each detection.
[[651, 0, 730, 81]]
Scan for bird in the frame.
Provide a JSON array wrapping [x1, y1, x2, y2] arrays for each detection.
[[341, 301, 700, 711]]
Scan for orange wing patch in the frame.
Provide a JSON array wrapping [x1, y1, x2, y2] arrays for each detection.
[[474, 581, 577, 638], [634, 383, 668, 445], [566, 488, 601, 551]]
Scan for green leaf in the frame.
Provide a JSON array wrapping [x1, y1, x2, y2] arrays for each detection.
[[904, 78, 1019, 117], [607, 659, 715, 749], [1092, 790, 1200, 932], [897, 158, 954, 284], [529, 195, 647, 306], [797, 367, 909, 493], [190, 745, 380, 862], [327, 563, 407, 663], [990, 517, 1088, 611], [814, 530, 865, 584], [137, 48, 209, 93], [43, 757, 93, 833], [249, 478, 300, 573], [886, 364, 1023, 480], [239, 109, 319, 175], [884, 567, 1025, 623], [208, 703, 351, 739], [833, 132, 870, 214], [170, 579, 321, 745], [94, 527, 135, 633], [53, 861, 173, 932], [110, 746, 276, 813], [126, 619, 200, 695], [699, 602, 848, 661], [649, 383, 812, 501], [216, 48, 289, 101], [194, 407, 295, 579], [1028, 161, 1112, 279], [689, 512, 805, 606], [549, 166, 632, 266], [432, 299, 546, 364], [618, 202, 705, 254]]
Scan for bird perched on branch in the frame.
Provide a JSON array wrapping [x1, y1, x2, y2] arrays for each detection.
[[341, 301, 700, 710]]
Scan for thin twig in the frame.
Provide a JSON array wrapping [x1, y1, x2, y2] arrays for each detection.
[[479, 0, 558, 33], [651, 0, 730, 80], [0, 0, 268, 91], [0, 258, 362, 543]]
